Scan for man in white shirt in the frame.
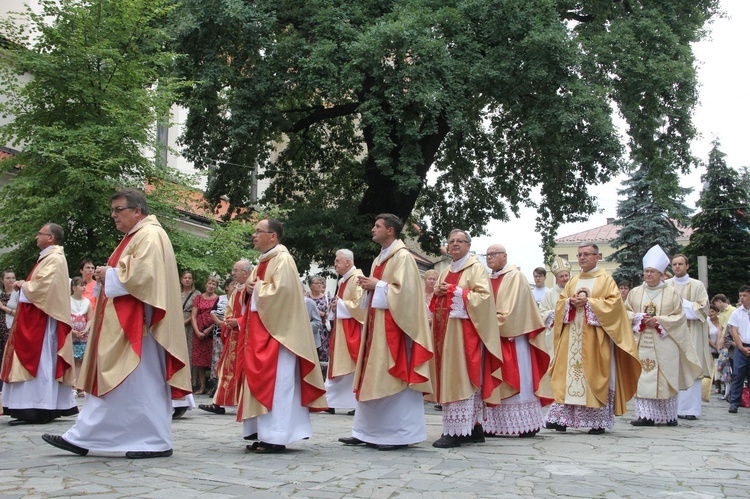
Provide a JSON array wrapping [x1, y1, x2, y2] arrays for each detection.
[[531, 268, 548, 307], [727, 285, 750, 414]]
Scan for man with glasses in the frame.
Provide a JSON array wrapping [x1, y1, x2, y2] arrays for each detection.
[[42, 189, 191, 458], [544, 242, 640, 434], [1, 223, 77, 425], [339, 213, 433, 451], [625, 245, 701, 427], [429, 230, 501, 448], [239, 218, 327, 453], [483, 244, 553, 438]]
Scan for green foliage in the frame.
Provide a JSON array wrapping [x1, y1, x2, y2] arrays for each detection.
[[172, 0, 718, 266], [685, 142, 750, 302], [608, 163, 692, 284], [0, 0, 190, 276], [169, 217, 259, 289]]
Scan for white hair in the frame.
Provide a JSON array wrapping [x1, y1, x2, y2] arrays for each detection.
[[336, 248, 354, 263]]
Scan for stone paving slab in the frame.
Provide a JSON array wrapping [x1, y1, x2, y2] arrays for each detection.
[[0, 392, 749, 497]]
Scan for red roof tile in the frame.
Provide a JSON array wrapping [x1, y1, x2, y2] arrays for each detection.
[[556, 220, 692, 243]]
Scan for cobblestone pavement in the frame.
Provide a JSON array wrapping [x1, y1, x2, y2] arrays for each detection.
[[1, 391, 748, 498]]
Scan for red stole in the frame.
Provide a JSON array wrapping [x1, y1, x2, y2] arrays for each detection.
[[243, 260, 326, 412], [355, 257, 432, 398], [1, 258, 72, 381], [214, 289, 246, 406], [327, 277, 361, 380]]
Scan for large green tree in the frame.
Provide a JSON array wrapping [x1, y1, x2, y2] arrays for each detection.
[[684, 142, 750, 301], [0, 0, 213, 276], [172, 0, 718, 267], [607, 163, 692, 283]]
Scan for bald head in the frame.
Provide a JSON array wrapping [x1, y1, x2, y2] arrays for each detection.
[[486, 244, 507, 272]]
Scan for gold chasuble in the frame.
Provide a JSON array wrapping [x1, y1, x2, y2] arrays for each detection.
[[491, 264, 553, 403], [353, 240, 434, 401], [428, 255, 502, 405], [1, 246, 74, 385], [78, 215, 191, 398], [550, 269, 640, 415], [328, 269, 366, 379], [238, 245, 327, 420], [625, 284, 703, 399]]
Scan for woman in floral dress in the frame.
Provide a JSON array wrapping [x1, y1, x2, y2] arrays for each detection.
[[191, 275, 220, 394]]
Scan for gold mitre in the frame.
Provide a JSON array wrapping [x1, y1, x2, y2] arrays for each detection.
[[549, 257, 571, 275]]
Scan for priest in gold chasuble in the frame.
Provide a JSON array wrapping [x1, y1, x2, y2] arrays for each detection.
[[544, 243, 640, 434], [429, 231, 501, 449]]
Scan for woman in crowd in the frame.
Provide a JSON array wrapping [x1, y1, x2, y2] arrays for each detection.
[[0, 269, 17, 392], [708, 304, 721, 394], [79, 259, 97, 310], [70, 277, 92, 396], [191, 274, 220, 394], [306, 275, 331, 363], [180, 270, 198, 387], [716, 303, 733, 400]]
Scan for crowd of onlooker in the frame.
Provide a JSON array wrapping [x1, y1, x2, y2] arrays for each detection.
[[178, 270, 333, 395]]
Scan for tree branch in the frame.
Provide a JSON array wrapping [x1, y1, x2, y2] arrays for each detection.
[[284, 102, 360, 133]]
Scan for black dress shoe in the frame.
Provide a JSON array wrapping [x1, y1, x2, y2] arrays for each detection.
[[346, 410, 355, 416], [198, 404, 226, 415], [682, 415, 697, 421], [630, 418, 654, 426], [434, 404, 442, 411], [544, 422, 567, 432], [467, 424, 485, 443], [377, 444, 408, 451], [519, 430, 538, 438], [338, 436, 366, 445], [172, 407, 187, 420], [325, 408, 335, 414], [432, 434, 463, 448], [125, 449, 173, 459], [42, 434, 89, 456], [666, 419, 678, 426], [588, 428, 605, 435], [729, 404, 738, 413], [243, 433, 258, 441]]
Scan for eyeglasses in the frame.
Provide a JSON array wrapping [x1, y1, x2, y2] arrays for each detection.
[[577, 252, 597, 258], [36, 232, 52, 237], [643, 269, 661, 275], [111, 206, 135, 214], [254, 229, 273, 235], [447, 239, 469, 245], [485, 252, 506, 258]]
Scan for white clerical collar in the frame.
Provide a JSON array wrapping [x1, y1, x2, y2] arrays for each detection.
[[451, 253, 470, 273], [38, 245, 57, 260], [672, 274, 690, 284], [581, 265, 599, 273], [261, 244, 280, 258], [490, 263, 508, 279], [380, 239, 398, 260], [645, 281, 666, 290], [340, 266, 356, 282]]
